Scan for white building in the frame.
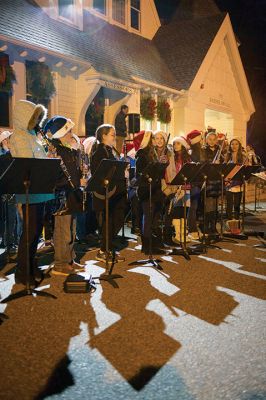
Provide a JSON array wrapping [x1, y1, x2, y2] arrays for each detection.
[[0, 0, 254, 144]]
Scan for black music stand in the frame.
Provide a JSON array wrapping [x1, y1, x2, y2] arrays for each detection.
[[0, 157, 61, 303], [225, 165, 260, 238], [87, 159, 128, 288], [190, 163, 222, 253], [169, 163, 203, 260], [206, 163, 239, 243], [129, 161, 168, 270]]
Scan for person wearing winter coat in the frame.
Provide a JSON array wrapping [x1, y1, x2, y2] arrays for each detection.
[[9, 99, 54, 286]]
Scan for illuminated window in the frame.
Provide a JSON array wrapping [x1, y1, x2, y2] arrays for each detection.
[[58, 0, 74, 21], [130, 0, 140, 30], [112, 0, 126, 25], [93, 0, 106, 15]]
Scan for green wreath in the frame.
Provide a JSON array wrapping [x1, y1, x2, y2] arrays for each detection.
[[140, 95, 157, 121], [157, 98, 172, 124], [26, 61, 56, 104]]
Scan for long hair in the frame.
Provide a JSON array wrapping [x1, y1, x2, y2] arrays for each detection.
[[226, 139, 244, 164], [174, 145, 190, 163], [138, 134, 157, 162], [91, 124, 114, 154]]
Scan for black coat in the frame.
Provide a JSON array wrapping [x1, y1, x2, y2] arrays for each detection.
[[114, 111, 127, 137], [202, 145, 222, 198], [136, 148, 165, 202], [90, 143, 126, 211], [52, 139, 82, 214]]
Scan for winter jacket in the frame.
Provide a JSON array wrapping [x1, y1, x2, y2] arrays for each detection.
[[51, 139, 83, 214], [9, 100, 54, 204], [90, 143, 126, 211], [114, 111, 127, 137]]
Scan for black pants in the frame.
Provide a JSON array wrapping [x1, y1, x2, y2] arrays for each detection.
[[188, 185, 200, 232], [97, 195, 126, 252], [226, 191, 242, 220], [142, 200, 163, 239], [16, 203, 45, 281]]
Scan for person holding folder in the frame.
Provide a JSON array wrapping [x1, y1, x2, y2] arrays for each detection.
[[90, 124, 126, 263]]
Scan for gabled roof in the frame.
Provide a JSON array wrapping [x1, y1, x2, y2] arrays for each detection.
[[0, 0, 179, 90], [154, 11, 226, 90]]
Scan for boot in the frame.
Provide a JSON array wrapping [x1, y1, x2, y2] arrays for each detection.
[[163, 227, 176, 246], [209, 211, 219, 236], [172, 219, 182, 244], [172, 219, 191, 243]]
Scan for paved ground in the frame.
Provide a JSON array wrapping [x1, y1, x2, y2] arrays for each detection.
[[0, 212, 266, 400]]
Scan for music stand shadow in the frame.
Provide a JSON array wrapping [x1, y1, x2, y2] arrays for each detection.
[[0, 157, 61, 303]]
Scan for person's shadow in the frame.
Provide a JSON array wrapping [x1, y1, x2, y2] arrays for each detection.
[[160, 255, 266, 325], [89, 270, 181, 391], [0, 276, 96, 399]]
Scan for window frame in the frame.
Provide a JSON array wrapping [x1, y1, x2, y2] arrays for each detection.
[[58, 0, 75, 22], [130, 0, 140, 31], [92, 0, 107, 15], [112, 0, 126, 26]]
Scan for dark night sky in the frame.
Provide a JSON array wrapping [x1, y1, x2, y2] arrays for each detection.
[[154, 0, 266, 163]]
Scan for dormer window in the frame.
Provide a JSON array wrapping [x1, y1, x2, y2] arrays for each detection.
[[112, 0, 126, 25], [93, 0, 106, 15], [58, 0, 75, 21], [130, 0, 140, 30]]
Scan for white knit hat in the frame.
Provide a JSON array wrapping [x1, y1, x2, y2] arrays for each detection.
[[153, 130, 168, 143], [83, 136, 97, 156], [0, 130, 13, 144]]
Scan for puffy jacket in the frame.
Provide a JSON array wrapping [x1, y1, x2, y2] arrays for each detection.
[[9, 100, 54, 204]]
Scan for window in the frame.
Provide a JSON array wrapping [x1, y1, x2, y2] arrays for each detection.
[[58, 0, 74, 21], [130, 0, 140, 30], [0, 92, 10, 127], [93, 0, 106, 15], [112, 0, 126, 25]]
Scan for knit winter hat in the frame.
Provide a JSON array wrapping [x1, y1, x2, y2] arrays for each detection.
[[0, 130, 13, 144], [172, 135, 190, 150], [207, 126, 216, 134], [206, 131, 218, 141], [153, 130, 168, 143], [83, 136, 97, 156], [186, 130, 201, 145], [43, 116, 75, 139]]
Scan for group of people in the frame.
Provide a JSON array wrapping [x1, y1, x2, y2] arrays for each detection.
[[0, 99, 261, 287]]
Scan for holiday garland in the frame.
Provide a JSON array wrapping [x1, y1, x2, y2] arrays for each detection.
[[140, 95, 157, 121], [0, 54, 16, 93], [157, 98, 172, 124], [26, 61, 56, 103]]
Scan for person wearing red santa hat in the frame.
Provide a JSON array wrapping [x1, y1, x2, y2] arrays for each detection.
[[163, 136, 191, 244], [201, 131, 222, 236], [135, 131, 166, 254], [185, 130, 203, 240]]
